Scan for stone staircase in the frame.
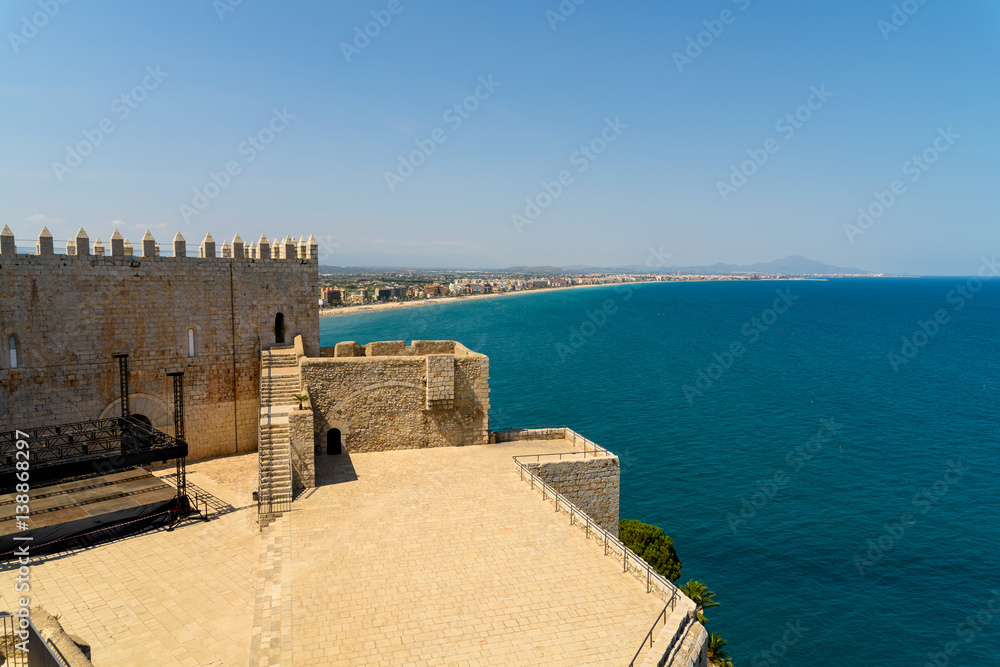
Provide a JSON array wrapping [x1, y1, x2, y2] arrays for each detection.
[[257, 348, 301, 528]]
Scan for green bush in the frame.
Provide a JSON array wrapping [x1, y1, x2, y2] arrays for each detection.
[[618, 519, 682, 581]]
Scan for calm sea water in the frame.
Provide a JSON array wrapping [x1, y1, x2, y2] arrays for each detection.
[[319, 278, 1000, 666]]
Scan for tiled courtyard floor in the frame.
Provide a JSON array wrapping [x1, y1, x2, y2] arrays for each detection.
[[257, 440, 664, 666], [0, 455, 260, 666], [1, 442, 666, 666]]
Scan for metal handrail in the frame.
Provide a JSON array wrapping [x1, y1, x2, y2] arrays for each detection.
[[0, 612, 68, 666], [512, 450, 612, 464], [256, 339, 264, 516], [629, 604, 669, 667], [256, 344, 294, 517], [512, 458, 687, 666]]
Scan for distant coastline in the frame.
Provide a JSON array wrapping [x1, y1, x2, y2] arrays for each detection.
[[319, 276, 824, 317]]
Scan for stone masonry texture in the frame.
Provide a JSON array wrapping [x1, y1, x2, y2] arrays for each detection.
[[301, 340, 489, 453], [525, 456, 621, 536], [0, 251, 319, 459]]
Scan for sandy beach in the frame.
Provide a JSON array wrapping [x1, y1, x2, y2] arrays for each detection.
[[317, 277, 818, 317]]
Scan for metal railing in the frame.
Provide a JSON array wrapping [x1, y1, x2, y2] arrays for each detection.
[[493, 426, 613, 456], [0, 613, 69, 666], [512, 449, 612, 465], [256, 346, 294, 518], [512, 458, 690, 667], [256, 341, 266, 517], [628, 604, 694, 667], [630, 604, 669, 667]]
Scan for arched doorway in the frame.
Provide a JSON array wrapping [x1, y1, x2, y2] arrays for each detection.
[[132, 414, 153, 429], [326, 428, 342, 455], [275, 312, 285, 345]]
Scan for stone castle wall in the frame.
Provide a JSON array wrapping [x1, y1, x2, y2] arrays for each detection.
[[288, 406, 315, 490], [301, 341, 489, 453], [0, 249, 319, 459], [524, 456, 620, 535]]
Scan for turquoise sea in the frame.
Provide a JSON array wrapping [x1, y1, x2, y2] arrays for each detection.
[[319, 278, 1000, 666]]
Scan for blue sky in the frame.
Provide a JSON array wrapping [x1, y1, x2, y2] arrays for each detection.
[[2, 0, 997, 273]]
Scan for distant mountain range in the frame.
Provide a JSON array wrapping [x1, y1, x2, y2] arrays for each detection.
[[320, 253, 869, 275], [599, 255, 868, 275]]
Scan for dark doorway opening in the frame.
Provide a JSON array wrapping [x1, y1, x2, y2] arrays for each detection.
[[274, 312, 285, 344], [132, 414, 152, 429], [326, 428, 342, 455]]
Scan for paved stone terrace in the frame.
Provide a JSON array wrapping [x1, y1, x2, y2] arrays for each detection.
[[0, 457, 260, 666], [263, 440, 664, 666], [0, 441, 664, 665]]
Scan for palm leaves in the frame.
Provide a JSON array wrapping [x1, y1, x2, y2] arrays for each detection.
[[293, 394, 309, 408], [680, 581, 731, 665], [681, 580, 720, 624], [707, 633, 733, 667]]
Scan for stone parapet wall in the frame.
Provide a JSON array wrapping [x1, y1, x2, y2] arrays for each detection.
[[300, 341, 489, 453], [524, 456, 620, 536], [640, 600, 707, 667], [514, 440, 705, 667], [288, 407, 315, 490], [0, 252, 318, 459]]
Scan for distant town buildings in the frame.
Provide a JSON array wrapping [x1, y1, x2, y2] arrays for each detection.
[[322, 287, 343, 305]]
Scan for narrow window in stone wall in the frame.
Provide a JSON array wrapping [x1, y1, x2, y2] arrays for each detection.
[[275, 313, 285, 345], [8, 336, 17, 369], [188, 328, 196, 358]]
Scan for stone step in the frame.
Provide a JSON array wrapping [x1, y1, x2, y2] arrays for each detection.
[[262, 360, 298, 368]]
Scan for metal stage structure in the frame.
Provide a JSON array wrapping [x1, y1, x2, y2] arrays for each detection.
[[0, 355, 204, 560]]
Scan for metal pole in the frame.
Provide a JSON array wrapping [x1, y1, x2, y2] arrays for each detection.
[[167, 371, 186, 504], [113, 354, 130, 418]]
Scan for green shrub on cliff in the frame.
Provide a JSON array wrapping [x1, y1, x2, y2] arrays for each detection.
[[618, 519, 682, 581]]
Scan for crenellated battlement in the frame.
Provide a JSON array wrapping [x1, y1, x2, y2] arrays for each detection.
[[0, 225, 320, 261]]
